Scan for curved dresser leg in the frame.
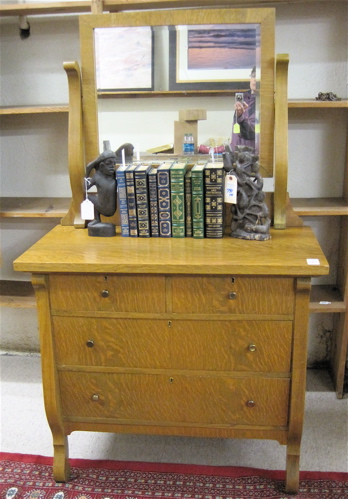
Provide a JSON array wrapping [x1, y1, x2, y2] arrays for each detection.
[[53, 436, 70, 482], [285, 451, 300, 494], [285, 278, 311, 494], [32, 274, 70, 482]]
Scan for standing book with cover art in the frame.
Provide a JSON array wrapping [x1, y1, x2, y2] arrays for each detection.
[[170, 161, 188, 238], [116, 164, 129, 237], [157, 161, 174, 237], [134, 163, 152, 237], [191, 163, 206, 239], [185, 169, 192, 237], [148, 167, 160, 237], [125, 164, 139, 237], [204, 162, 225, 238]]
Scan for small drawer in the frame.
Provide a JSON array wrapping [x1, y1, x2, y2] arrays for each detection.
[[171, 276, 294, 315], [53, 317, 292, 373], [59, 371, 290, 427], [53, 317, 171, 368], [49, 274, 166, 313], [167, 320, 292, 373]]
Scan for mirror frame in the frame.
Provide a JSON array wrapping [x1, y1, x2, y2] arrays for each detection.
[[79, 8, 275, 176]]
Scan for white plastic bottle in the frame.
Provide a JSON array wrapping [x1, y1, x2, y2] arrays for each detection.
[[188, 133, 194, 155]]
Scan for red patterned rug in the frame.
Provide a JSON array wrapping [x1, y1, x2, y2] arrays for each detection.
[[0, 452, 347, 499]]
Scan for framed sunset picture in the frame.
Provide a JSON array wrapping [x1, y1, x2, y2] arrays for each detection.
[[169, 24, 260, 91]]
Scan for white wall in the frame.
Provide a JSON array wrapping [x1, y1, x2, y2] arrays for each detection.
[[0, 2, 347, 360]]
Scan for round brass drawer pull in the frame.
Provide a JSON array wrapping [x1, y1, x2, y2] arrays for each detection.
[[228, 292, 237, 300], [86, 340, 94, 348], [101, 289, 109, 298], [246, 400, 255, 408], [248, 344, 257, 352], [91, 394, 99, 402]]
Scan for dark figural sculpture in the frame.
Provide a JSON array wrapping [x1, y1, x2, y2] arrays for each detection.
[[315, 92, 341, 101], [115, 143, 134, 164], [85, 150, 118, 237], [223, 146, 271, 241]]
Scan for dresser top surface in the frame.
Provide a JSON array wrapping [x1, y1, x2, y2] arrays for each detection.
[[13, 225, 329, 276]]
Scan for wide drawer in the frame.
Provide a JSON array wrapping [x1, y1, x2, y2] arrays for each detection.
[[49, 274, 166, 313], [171, 276, 294, 315], [59, 371, 290, 427], [53, 317, 292, 373]]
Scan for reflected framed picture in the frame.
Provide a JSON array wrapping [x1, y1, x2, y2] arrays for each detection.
[[169, 24, 260, 91], [80, 7, 275, 176], [95, 26, 154, 91]]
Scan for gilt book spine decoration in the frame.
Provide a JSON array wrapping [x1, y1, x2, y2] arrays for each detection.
[[185, 170, 192, 237], [170, 162, 188, 238], [125, 164, 139, 237], [148, 167, 160, 237], [134, 164, 152, 237], [116, 165, 129, 237], [157, 162, 174, 237], [191, 163, 206, 239], [204, 162, 225, 238]]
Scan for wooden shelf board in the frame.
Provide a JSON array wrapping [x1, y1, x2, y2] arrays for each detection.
[[0, 105, 69, 115], [0, 1, 91, 16], [0, 280, 36, 309], [1, 0, 346, 17], [0, 197, 70, 218], [1, 101, 346, 111], [288, 99, 348, 109], [98, 89, 238, 98], [310, 284, 346, 313], [291, 198, 348, 216]]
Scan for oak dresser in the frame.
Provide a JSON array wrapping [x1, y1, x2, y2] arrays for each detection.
[[14, 224, 329, 493]]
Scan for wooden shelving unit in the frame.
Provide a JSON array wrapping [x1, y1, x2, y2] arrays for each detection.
[[288, 99, 348, 109], [0, 105, 70, 219], [1, 5, 347, 398], [0, 280, 36, 308], [309, 285, 346, 314], [291, 198, 348, 216], [0, 197, 70, 218], [2, 100, 346, 113], [0, 105, 69, 115], [288, 99, 348, 398], [1, 0, 344, 18]]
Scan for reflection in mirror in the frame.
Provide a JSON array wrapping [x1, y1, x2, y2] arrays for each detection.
[[95, 24, 260, 158], [80, 9, 274, 176], [95, 27, 154, 91]]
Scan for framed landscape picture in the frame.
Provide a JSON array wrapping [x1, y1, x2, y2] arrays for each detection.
[[95, 26, 154, 91], [169, 24, 260, 91]]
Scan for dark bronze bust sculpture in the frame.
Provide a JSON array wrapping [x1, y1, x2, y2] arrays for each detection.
[[85, 150, 117, 237], [223, 146, 271, 241]]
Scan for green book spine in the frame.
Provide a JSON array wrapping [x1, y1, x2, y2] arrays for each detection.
[[191, 164, 205, 239], [204, 162, 225, 238], [185, 170, 192, 237], [170, 162, 187, 238]]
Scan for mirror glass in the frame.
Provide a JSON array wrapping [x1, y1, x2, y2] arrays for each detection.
[[79, 10, 274, 176], [94, 24, 260, 157]]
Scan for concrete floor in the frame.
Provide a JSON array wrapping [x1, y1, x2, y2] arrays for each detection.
[[0, 353, 347, 473]]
